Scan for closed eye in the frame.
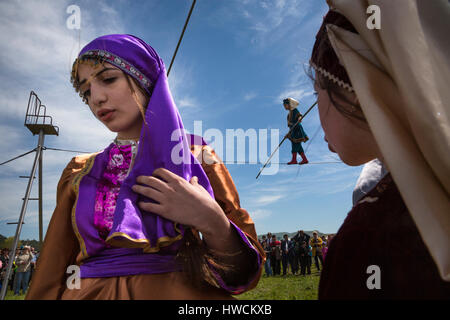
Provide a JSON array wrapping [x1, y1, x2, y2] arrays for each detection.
[[103, 77, 116, 84], [82, 78, 115, 100]]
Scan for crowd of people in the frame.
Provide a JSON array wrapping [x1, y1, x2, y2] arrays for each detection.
[[259, 230, 333, 277], [0, 246, 39, 296], [0, 230, 322, 297]]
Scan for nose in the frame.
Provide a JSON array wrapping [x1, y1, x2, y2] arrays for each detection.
[[90, 82, 107, 107]]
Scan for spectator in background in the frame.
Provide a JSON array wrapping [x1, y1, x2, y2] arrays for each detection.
[[281, 234, 290, 276], [0, 249, 5, 290], [266, 233, 273, 246], [293, 230, 310, 273], [29, 247, 38, 284], [320, 236, 327, 257], [259, 235, 266, 246], [0, 249, 6, 271], [11, 249, 20, 293], [288, 237, 298, 275], [14, 246, 34, 296], [261, 236, 273, 277], [293, 230, 310, 249], [307, 242, 313, 274], [310, 232, 324, 272], [298, 241, 311, 275], [270, 235, 281, 276], [323, 235, 333, 260], [1, 249, 12, 291]]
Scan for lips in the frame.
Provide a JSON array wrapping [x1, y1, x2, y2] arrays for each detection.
[[97, 108, 115, 121]]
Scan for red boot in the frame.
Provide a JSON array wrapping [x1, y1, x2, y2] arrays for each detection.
[[287, 152, 298, 165], [299, 152, 309, 165]]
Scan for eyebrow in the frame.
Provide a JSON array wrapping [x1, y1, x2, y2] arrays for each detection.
[[78, 67, 118, 87]]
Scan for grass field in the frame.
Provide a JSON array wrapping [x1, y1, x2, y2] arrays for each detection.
[[4, 289, 26, 300], [234, 264, 321, 300], [3, 264, 321, 300]]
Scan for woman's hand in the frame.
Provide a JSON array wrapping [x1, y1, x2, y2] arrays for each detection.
[[131, 168, 229, 237], [132, 167, 253, 279]]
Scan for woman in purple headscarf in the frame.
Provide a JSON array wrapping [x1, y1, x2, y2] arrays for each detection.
[[25, 34, 264, 300]]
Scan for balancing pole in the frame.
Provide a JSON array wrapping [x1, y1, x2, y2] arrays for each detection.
[[167, 0, 196, 77]]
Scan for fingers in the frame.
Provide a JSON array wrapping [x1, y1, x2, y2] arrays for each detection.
[[152, 167, 181, 183], [132, 184, 164, 203], [136, 175, 169, 193], [189, 176, 198, 185], [137, 200, 164, 215]]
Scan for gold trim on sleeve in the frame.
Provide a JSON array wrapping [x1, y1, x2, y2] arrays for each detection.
[[71, 153, 98, 260]]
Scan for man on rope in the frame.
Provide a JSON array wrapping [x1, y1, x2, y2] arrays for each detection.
[[283, 98, 309, 165]]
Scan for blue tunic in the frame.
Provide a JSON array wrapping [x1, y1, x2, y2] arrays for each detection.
[[287, 108, 308, 153]]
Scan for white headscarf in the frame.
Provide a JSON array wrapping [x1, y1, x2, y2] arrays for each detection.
[[284, 97, 300, 110], [325, 0, 450, 281]]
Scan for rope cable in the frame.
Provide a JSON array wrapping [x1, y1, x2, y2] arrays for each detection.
[[0, 149, 37, 166], [296, 123, 323, 178]]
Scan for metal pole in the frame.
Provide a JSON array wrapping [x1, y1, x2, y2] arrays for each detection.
[[0, 129, 45, 300], [38, 146, 43, 244]]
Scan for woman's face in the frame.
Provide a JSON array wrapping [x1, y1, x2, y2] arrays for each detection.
[[314, 81, 380, 166], [77, 61, 146, 139]]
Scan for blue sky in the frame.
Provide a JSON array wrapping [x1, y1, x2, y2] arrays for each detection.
[[0, 0, 363, 241]]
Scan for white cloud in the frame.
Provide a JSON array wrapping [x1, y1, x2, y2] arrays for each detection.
[[177, 97, 198, 109], [243, 92, 257, 101], [250, 209, 272, 219], [236, 0, 310, 48], [277, 88, 314, 104], [252, 194, 284, 206]]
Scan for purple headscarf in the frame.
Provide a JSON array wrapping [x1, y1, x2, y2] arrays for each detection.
[[74, 34, 214, 253]]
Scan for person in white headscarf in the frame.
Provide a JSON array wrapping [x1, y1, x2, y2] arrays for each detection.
[[283, 98, 310, 164], [309, 0, 450, 299]]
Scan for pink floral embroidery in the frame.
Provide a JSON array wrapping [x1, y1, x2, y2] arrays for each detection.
[[94, 144, 132, 240]]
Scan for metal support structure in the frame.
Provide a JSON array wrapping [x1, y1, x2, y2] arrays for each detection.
[[38, 147, 43, 244], [0, 130, 45, 300], [0, 91, 58, 299]]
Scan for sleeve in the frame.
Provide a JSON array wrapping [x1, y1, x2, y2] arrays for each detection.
[[25, 156, 87, 300], [295, 108, 302, 120], [192, 144, 265, 295]]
